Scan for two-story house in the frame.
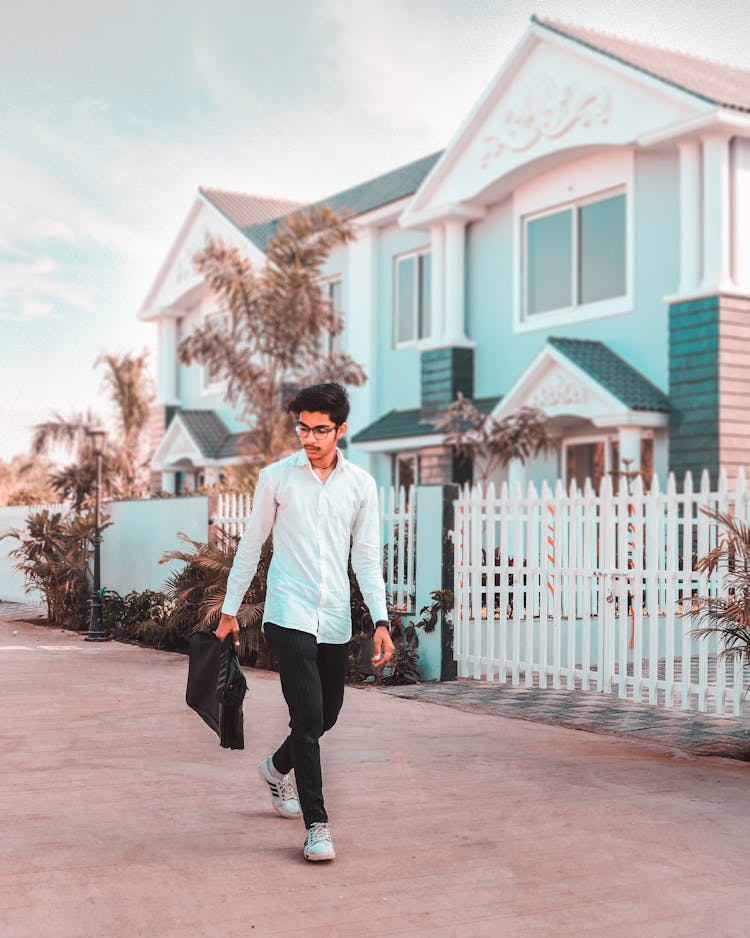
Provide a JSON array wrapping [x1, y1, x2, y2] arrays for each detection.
[[140, 15, 750, 494]]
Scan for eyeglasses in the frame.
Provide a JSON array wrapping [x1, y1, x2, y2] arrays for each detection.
[[294, 422, 339, 441]]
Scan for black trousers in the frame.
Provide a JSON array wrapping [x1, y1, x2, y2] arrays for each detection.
[[263, 622, 350, 828]]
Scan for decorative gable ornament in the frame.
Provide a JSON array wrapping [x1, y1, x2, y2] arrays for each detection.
[[530, 370, 587, 409], [481, 75, 610, 170], [401, 19, 708, 225]]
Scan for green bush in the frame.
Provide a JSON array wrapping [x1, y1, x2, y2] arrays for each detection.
[[378, 589, 453, 685], [3, 508, 110, 628], [101, 589, 178, 649]]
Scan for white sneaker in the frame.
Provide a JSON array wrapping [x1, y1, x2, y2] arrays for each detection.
[[257, 757, 301, 819], [303, 822, 336, 861]]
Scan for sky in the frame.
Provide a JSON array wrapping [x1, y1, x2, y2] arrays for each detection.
[[2, 0, 749, 462]]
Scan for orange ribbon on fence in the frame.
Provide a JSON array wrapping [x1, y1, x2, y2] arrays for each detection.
[[547, 503, 555, 598]]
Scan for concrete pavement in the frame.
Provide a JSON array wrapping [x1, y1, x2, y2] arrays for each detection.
[[2, 615, 750, 937]]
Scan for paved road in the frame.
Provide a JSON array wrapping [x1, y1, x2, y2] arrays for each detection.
[[1, 617, 749, 937]]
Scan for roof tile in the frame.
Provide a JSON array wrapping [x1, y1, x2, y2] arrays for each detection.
[[178, 410, 231, 458], [548, 337, 670, 411], [243, 151, 443, 250], [535, 15, 750, 112], [199, 190, 303, 231], [351, 396, 500, 445]]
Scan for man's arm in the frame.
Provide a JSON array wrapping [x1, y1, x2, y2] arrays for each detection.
[[216, 469, 277, 643], [350, 477, 394, 667]]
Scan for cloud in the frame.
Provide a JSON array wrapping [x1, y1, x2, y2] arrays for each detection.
[[0, 254, 93, 321]]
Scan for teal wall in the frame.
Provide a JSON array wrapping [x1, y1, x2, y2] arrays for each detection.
[[668, 296, 719, 483], [467, 149, 680, 400]]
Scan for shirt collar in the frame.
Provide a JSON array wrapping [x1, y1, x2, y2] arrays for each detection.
[[294, 446, 347, 473]]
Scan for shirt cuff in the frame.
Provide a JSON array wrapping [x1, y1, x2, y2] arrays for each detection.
[[221, 595, 241, 617]]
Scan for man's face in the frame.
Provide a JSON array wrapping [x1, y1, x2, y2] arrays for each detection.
[[296, 410, 346, 463]]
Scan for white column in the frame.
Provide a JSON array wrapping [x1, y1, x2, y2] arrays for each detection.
[[443, 219, 471, 346], [617, 426, 642, 473], [732, 138, 750, 291], [157, 317, 179, 405], [429, 223, 446, 344], [204, 466, 221, 486], [678, 139, 702, 295], [701, 133, 733, 293], [346, 226, 378, 473], [161, 471, 176, 494]]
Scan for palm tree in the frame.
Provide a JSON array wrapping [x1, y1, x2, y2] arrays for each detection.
[[178, 206, 366, 469], [95, 351, 154, 499], [32, 408, 103, 507], [689, 506, 750, 676], [433, 392, 553, 488], [32, 351, 154, 504]]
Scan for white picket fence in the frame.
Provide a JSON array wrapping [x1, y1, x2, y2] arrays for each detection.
[[213, 493, 253, 538], [453, 469, 750, 716], [214, 485, 417, 612]]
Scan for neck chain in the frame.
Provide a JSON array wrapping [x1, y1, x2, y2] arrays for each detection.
[[312, 455, 337, 472]]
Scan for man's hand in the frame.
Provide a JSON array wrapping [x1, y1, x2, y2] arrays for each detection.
[[216, 613, 240, 649], [371, 622, 395, 667]]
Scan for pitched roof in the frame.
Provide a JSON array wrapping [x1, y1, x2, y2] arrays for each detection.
[[199, 189, 303, 230], [351, 396, 500, 445], [548, 337, 670, 411], [534, 15, 750, 112], [243, 151, 443, 250], [176, 409, 251, 460]]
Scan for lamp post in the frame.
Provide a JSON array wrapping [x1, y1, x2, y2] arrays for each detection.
[[85, 426, 108, 642]]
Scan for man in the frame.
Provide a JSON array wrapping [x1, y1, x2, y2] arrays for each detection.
[[216, 382, 394, 862]]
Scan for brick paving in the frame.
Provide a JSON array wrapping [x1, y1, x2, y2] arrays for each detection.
[[380, 678, 750, 761]]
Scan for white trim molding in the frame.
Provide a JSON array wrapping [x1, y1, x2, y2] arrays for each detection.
[[513, 150, 634, 333], [354, 433, 444, 454]]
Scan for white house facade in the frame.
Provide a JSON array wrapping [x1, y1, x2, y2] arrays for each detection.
[[139, 15, 750, 494]]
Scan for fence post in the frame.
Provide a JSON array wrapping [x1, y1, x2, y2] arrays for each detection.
[[413, 484, 458, 682]]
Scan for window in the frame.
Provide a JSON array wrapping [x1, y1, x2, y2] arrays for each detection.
[[565, 439, 609, 493], [524, 190, 626, 320], [564, 435, 654, 494], [202, 312, 230, 391], [394, 250, 431, 345]]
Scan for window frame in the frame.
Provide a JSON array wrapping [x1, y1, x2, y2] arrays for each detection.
[[320, 275, 344, 355], [393, 247, 432, 348], [513, 152, 634, 334], [392, 451, 418, 491], [562, 431, 654, 493], [522, 186, 628, 326], [562, 433, 613, 494]]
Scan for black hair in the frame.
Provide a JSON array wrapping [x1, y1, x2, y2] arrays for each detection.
[[287, 383, 350, 425]]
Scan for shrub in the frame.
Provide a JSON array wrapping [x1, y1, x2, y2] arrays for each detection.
[[160, 528, 271, 666], [3, 508, 109, 628], [377, 589, 453, 685], [101, 589, 177, 648]]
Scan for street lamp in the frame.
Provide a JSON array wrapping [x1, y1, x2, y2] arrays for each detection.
[[85, 426, 108, 642]]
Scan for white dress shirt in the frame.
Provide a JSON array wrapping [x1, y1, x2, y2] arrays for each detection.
[[221, 448, 388, 643]]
